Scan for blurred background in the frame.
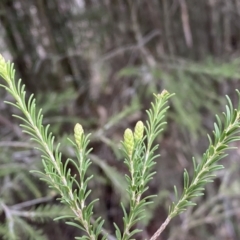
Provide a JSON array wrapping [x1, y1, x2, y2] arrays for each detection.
[[1, 0, 240, 239]]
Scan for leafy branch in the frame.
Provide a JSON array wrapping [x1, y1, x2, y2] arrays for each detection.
[[150, 90, 240, 240], [116, 91, 174, 240], [0, 55, 103, 240]]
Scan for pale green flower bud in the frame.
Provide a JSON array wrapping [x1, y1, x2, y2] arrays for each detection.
[[134, 121, 144, 141], [0, 54, 5, 66], [0, 55, 7, 79], [74, 123, 84, 148], [124, 128, 134, 156], [160, 89, 169, 96], [155, 89, 170, 100]]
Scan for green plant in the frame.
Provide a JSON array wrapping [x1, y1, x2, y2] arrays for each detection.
[[0, 118, 71, 239], [1, 54, 240, 240], [118, 60, 224, 138]]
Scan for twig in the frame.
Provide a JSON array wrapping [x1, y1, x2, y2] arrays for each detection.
[[0, 141, 34, 148], [128, 0, 156, 68], [11, 196, 54, 210], [149, 216, 171, 240], [179, 0, 192, 48]]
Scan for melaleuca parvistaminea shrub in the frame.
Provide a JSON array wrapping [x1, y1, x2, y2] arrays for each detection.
[[1, 54, 240, 240]]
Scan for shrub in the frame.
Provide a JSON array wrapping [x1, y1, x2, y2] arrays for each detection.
[[1, 54, 240, 240]]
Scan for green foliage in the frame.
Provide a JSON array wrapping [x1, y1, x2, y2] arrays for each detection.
[[0, 55, 103, 240], [0, 143, 68, 239], [118, 58, 235, 137], [169, 92, 240, 217], [1, 54, 240, 240], [116, 91, 174, 240], [0, 197, 69, 240]]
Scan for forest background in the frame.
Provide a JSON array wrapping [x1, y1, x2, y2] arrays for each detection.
[[1, 0, 240, 239]]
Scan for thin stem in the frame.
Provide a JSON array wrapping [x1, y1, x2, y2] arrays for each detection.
[[149, 216, 172, 240], [0, 201, 15, 239]]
